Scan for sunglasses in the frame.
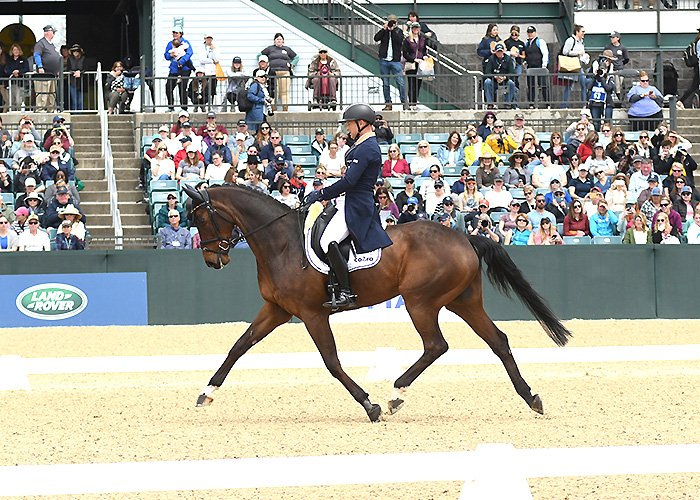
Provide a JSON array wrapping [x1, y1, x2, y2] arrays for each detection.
[[168, 215, 179, 218], [576, 128, 585, 131], [524, 137, 533, 142], [614, 133, 623, 137], [405, 179, 414, 184], [573, 204, 582, 208], [602, 129, 611, 133], [0, 221, 8, 225], [260, 126, 270, 130], [419, 145, 429, 149], [516, 218, 527, 223], [672, 169, 683, 173], [661, 203, 670, 207], [282, 185, 291, 189], [430, 169, 439, 173], [377, 195, 387, 199], [682, 192, 691, 195], [158, 148, 167, 151], [541, 220, 551, 224], [215, 137, 224, 140], [28, 221, 39, 225], [552, 135, 561, 139], [676, 180, 685, 184], [640, 135, 649, 139], [468, 135, 477, 140], [640, 79, 649, 82], [50, 151, 59, 154]]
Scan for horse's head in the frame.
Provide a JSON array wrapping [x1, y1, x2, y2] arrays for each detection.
[[183, 184, 239, 269]]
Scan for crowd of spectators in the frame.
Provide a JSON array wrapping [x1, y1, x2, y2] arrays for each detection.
[[0, 114, 87, 252]]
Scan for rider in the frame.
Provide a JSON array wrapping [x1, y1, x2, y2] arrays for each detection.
[[305, 103, 393, 309]]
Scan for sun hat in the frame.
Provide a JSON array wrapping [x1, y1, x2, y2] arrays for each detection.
[[58, 204, 81, 221]]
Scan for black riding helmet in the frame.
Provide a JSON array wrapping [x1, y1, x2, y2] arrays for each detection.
[[339, 103, 375, 137]]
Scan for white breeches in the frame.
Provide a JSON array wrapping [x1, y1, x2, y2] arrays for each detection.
[[320, 203, 350, 253]]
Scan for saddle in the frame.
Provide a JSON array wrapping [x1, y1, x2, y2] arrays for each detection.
[[304, 204, 382, 276]]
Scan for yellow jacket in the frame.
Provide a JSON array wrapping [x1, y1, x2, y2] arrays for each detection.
[[464, 142, 498, 166], [485, 133, 519, 154]]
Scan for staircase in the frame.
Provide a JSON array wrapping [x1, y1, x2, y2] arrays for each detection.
[[70, 115, 153, 249]]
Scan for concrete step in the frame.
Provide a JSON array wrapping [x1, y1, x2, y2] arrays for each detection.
[[74, 143, 134, 154], [117, 201, 149, 215], [79, 152, 137, 161], [89, 212, 150, 227], [115, 190, 146, 202], [75, 167, 105, 180], [122, 225, 155, 237], [117, 179, 141, 190], [80, 201, 110, 215], [78, 189, 112, 202]]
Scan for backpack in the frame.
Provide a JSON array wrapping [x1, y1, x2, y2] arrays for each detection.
[[237, 83, 254, 112], [683, 41, 698, 68]]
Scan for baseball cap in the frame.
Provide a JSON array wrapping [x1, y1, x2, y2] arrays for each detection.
[[235, 133, 246, 141], [375, 178, 384, 186], [232, 56, 242, 64], [578, 164, 588, 171], [168, 209, 180, 217], [167, 193, 177, 199], [275, 154, 286, 164], [438, 213, 451, 223], [207, 111, 216, 118], [434, 180, 444, 188], [15, 206, 29, 217], [179, 136, 192, 143], [315, 128, 324, 135], [404, 175, 415, 183], [647, 173, 660, 183], [52, 115, 65, 122], [27, 213, 39, 222], [650, 187, 662, 196], [514, 112, 525, 120], [527, 25, 537, 33], [246, 154, 260, 164], [312, 178, 323, 186], [258, 55, 269, 63], [158, 125, 169, 133], [494, 43, 505, 51], [181, 121, 192, 128], [632, 155, 643, 163], [253, 69, 267, 79], [406, 196, 419, 205], [610, 30, 621, 38], [237, 119, 247, 126], [56, 186, 69, 195], [479, 199, 490, 208], [61, 219, 72, 227], [24, 177, 36, 187], [152, 134, 162, 143], [178, 110, 190, 118], [22, 134, 34, 143], [43, 25, 57, 32], [681, 186, 692, 194], [443, 196, 454, 205]]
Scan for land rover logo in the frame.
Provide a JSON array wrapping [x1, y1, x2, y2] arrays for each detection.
[[16, 283, 88, 320]]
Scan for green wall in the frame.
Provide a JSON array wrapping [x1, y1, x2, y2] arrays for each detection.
[[0, 246, 698, 324]]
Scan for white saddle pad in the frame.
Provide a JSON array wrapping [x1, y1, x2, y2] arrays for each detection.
[[304, 229, 382, 275]]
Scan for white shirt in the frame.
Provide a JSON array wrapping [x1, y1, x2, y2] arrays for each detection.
[[205, 163, 231, 181], [18, 229, 50, 251], [687, 223, 700, 244], [485, 189, 514, 210]]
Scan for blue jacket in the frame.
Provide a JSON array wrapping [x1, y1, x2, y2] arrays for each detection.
[[589, 210, 619, 237], [245, 82, 267, 129], [164, 38, 193, 75], [204, 144, 233, 165], [436, 145, 465, 167], [260, 142, 292, 164], [318, 136, 393, 254]]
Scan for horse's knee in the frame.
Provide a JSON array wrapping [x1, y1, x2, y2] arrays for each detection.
[[428, 339, 449, 358]]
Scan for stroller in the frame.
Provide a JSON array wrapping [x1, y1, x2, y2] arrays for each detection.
[[306, 57, 340, 111]]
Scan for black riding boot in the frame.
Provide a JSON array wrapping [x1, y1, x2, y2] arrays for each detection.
[[323, 241, 356, 310]]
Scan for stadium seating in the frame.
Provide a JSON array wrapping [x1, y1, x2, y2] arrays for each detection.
[[293, 155, 318, 168], [400, 144, 419, 155], [284, 134, 310, 145], [1, 192, 14, 209], [379, 143, 390, 154], [593, 235, 622, 245], [395, 133, 422, 144], [424, 133, 449, 144], [149, 179, 178, 193], [563, 235, 592, 245], [289, 144, 313, 156]]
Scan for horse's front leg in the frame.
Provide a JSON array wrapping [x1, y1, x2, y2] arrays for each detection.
[[304, 314, 382, 422], [196, 301, 292, 407]]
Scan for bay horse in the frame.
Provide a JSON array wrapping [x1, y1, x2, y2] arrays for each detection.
[[183, 183, 571, 422]]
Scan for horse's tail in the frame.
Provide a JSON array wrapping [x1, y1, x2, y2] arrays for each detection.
[[467, 235, 572, 347]]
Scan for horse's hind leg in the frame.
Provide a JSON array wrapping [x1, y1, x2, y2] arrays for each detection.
[[447, 288, 543, 414], [196, 301, 292, 407], [388, 302, 449, 415], [303, 314, 382, 422]]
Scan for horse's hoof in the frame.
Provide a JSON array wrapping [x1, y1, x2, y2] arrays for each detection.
[[367, 403, 382, 422], [196, 394, 213, 407], [530, 394, 543, 414], [388, 398, 404, 415]]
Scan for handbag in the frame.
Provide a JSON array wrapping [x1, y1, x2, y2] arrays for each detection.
[[214, 62, 227, 82], [417, 56, 435, 80], [404, 61, 416, 72], [558, 54, 581, 73]]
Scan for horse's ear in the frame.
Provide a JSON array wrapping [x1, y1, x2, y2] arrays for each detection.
[[182, 183, 202, 203]]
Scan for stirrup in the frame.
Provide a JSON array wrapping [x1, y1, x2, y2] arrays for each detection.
[[323, 290, 357, 311]]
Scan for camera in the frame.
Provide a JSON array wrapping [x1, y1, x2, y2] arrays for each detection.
[[388, 20, 396, 28], [407, 204, 416, 213], [481, 219, 489, 228], [596, 69, 604, 77]]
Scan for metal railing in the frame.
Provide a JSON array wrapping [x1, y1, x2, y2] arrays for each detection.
[[97, 62, 123, 250], [576, 0, 699, 9]]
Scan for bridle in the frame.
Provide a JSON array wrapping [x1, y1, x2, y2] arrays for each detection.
[[191, 188, 299, 258]]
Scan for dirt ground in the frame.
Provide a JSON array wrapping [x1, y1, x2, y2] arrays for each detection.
[[1, 319, 699, 499]]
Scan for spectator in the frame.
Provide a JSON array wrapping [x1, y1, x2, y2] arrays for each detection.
[[12, 134, 40, 166], [67, 44, 85, 110], [666, 130, 692, 156], [560, 24, 590, 108], [424, 179, 451, 215], [589, 199, 619, 236], [151, 145, 176, 180], [187, 69, 210, 112], [395, 175, 423, 212], [33, 25, 61, 112], [464, 130, 497, 166], [518, 185, 537, 213], [476, 111, 498, 140], [673, 186, 698, 222], [17, 214, 50, 251], [605, 175, 629, 214], [475, 151, 500, 189], [585, 143, 615, 176], [484, 176, 513, 210], [6, 43, 30, 111], [246, 69, 272, 132], [169, 110, 190, 139], [261, 33, 298, 111], [45, 187, 85, 229], [587, 51, 616, 130], [651, 211, 681, 244], [402, 22, 427, 109], [265, 154, 293, 190], [470, 211, 500, 242], [567, 120, 590, 151], [627, 71, 664, 132], [105, 61, 128, 114], [55, 203, 85, 240], [176, 122, 202, 151], [528, 217, 563, 245], [524, 26, 550, 107], [374, 114, 394, 145], [568, 162, 594, 200], [507, 112, 535, 144], [547, 132, 575, 167], [232, 120, 254, 149], [605, 127, 629, 164], [484, 43, 517, 109], [545, 186, 569, 224], [318, 141, 344, 177], [156, 193, 188, 230], [628, 158, 654, 201], [203, 131, 232, 165], [40, 145, 73, 182], [0, 213, 18, 250], [604, 31, 629, 97], [679, 29, 700, 107], [224, 57, 247, 112], [477, 24, 501, 72], [310, 128, 327, 158], [599, 123, 614, 148], [397, 195, 421, 224], [164, 26, 194, 111], [406, 11, 437, 44], [259, 129, 291, 168], [498, 199, 523, 235], [177, 147, 205, 181], [451, 168, 471, 195], [592, 166, 613, 194], [42, 116, 74, 152], [204, 151, 231, 182], [374, 15, 408, 111], [528, 193, 557, 229], [519, 131, 544, 161], [23, 192, 45, 222], [563, 199, 591, 236], [504, 25, 526, 89], [306, 47, 340, 108], [669, 175, 700, 205], [531, 152, 566, 189], [11, 206, 28, 234], [621, 212, 651, 244], [54, 219, 84, 250], [486, 120, 518, 154], [544, 178, 572, 204], [159, 209, 191, 249], [686, 208, 700, 244], [577, 131, 598, 163], [436, 131, 465, 167], [661, 162, 689, 194], [640, 186, 662, 226], [439, 198, 466, 232], [411, 140, 441, 176], [504, 213, 532, 245], [198, 34, 221, 107], [14, 173, 40, 207], [244, 168, 268, 193], [197, 111, 228, 141], [0, 161, 11, 193], [459, 176, 484, 214], [229, 133, 249, 169], [651, 195, 682, 233], [376, 186, 400, 221], [504, 150, 529, 188]]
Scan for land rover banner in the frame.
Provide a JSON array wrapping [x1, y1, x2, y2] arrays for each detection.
[[1, 273, 147, 327]]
